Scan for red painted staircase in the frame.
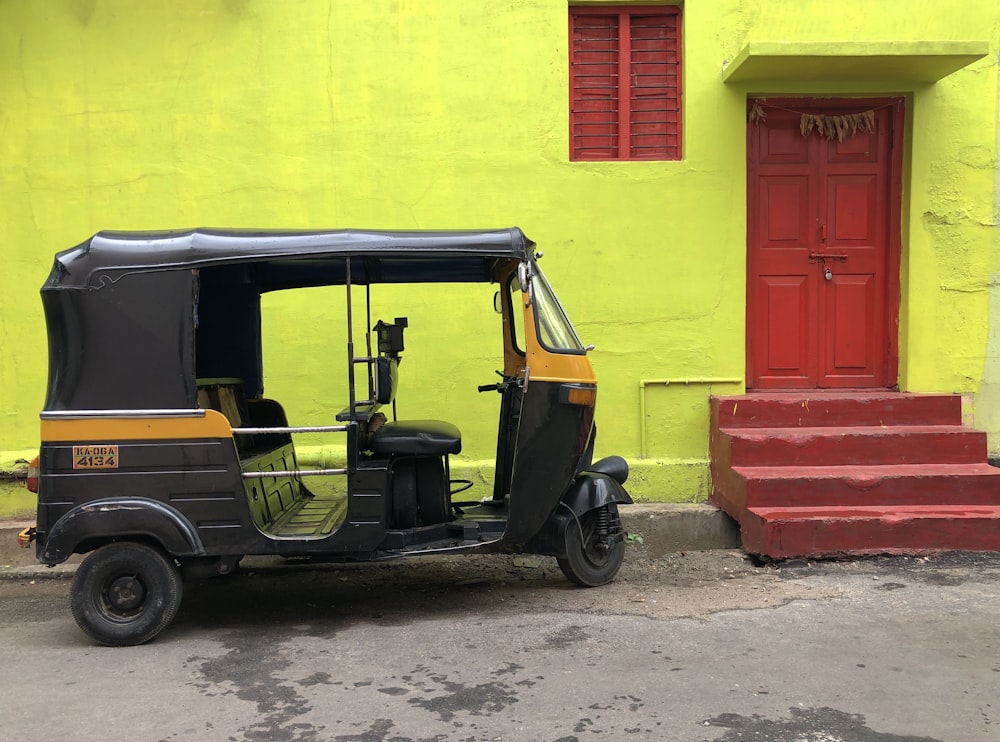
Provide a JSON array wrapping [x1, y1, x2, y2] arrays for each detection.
[[710, 393, 1000, 558]]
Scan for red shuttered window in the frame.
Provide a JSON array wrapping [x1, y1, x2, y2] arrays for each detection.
[[569, 6, 682, 161]]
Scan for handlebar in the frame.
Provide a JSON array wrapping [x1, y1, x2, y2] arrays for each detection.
[[478, 371, 522, 393]]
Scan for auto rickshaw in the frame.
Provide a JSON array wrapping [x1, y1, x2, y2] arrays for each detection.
[[20, 227, 632, 645]]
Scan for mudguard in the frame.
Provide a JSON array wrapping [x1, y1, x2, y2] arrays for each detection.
[[561, 468, 633, 518], [586, 455, 629, 485], [525, 468, 633, 557], [39, 498, 205, 565]]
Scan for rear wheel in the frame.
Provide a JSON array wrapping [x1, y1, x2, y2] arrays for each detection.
[[391, 459, 419, 529], [416, 457, 450, 525], [557, 506, 625, 587], [70, 542, 183, 646]]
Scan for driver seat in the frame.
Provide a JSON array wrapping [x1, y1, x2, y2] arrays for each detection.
[[365, 357, 461, 529], [369, 419, 461, 457], [365, 356, 461, 456]]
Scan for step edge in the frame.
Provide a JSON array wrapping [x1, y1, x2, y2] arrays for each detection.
[[748, 505, 1000, 519], [732, 463, 1000, 478], [712, 392, 962, 402], [720, 425, 979, 436]]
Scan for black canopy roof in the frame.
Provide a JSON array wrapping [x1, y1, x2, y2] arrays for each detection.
[[45, 227, 535, 291], [41, 227, 534, 411]]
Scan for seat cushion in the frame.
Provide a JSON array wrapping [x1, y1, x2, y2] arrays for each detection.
[[369, 419, 462, 456]]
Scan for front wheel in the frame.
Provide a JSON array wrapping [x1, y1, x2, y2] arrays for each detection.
[[557, 506, 625, 587], [70, 542, 183, 646]]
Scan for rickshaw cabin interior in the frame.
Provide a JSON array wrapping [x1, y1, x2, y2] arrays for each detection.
[[194, 259, 472, 540]]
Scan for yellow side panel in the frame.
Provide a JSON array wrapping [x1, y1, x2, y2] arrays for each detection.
[[40, 409, 233, 442]]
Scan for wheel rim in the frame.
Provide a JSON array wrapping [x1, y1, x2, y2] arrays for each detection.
[[101, 573, 147, 618]]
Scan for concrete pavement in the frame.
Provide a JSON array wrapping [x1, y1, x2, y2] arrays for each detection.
[[3, 543, 999, 740]]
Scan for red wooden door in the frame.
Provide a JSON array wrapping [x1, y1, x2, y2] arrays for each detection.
[[747, 99, 901, 389]]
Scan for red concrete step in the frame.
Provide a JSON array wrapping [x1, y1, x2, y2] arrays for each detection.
[[712, 393, 961, 429], [741, 505, 1000, 558], [719, 425, 986, 467], [731, 463, 1000, 508], [708, 391, 1000, 558]]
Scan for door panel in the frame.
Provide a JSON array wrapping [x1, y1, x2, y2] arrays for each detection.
[[825, 274, 875, 379], [748, 99, 899, 389], [829, 176, 877, 242], [764, 177, 811, 241], [762, 119, 810, 163], [821, 133, 886, 386], [765, 277, 811, 376], [749, 113, 817, 387], [829, 124, 880, 162]]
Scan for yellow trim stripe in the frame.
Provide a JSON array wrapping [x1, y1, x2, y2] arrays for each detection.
[[41, 409, 233, 442]]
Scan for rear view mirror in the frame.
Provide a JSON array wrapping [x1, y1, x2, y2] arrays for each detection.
[[517, 262, 530, 293], [493, 291, 503, 315]]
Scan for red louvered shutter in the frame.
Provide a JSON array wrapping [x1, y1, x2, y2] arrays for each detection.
[[628, 12, 680, 159], [570, 6, 681, 162], [570, 12, 620, 160]]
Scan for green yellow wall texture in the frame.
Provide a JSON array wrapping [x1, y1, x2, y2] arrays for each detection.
[[1, 1, 998, 517]]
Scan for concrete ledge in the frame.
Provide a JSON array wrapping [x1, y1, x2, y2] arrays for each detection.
[[622, 503, 741, 558], [722, 40, 990, 83], [0, 504, 740, 579]]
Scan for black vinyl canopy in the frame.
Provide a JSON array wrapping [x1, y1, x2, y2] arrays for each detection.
[[41, 228, 534, 411], [44, 227, 534, 290]]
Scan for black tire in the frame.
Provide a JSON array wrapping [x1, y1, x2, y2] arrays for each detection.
[[416, 457, 450, 525], [557, 506, 625, 587], [391, 458, 419, 529], [70, 542, 183, 647]]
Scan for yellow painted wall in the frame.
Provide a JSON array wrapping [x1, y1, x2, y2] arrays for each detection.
[[1, 1, 998, 518]]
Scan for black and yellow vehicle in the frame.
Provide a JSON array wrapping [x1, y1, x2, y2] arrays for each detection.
[[22, 227, 632, 645]]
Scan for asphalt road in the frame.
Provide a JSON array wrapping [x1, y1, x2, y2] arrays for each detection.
[[2, 548, 999, 742]]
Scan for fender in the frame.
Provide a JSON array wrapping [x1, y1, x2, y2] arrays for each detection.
[[39, 498, 205, 565], [524, 468, 633, 557], [561, 468, 633, 518]]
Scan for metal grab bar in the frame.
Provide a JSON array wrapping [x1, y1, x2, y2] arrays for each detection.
[[232, 425, 348, 434], [242, 468, 348, 479]]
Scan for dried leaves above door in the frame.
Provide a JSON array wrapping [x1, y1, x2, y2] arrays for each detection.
[[748, 101, 878, 142]]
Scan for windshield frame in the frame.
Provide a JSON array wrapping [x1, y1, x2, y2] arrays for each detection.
[[505, 273, 526, 356], [529, 260, 587, 355]]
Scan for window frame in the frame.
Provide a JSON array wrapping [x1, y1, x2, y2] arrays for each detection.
[[568, 4, 683, 162], [505, 272, 525, 357]]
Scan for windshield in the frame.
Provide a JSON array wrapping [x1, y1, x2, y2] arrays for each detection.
[[531, 261, 586, 353]]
